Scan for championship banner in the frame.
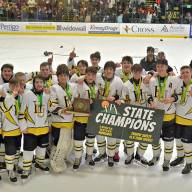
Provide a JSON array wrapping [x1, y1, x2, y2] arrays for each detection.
[[86, 100, 164, 145]]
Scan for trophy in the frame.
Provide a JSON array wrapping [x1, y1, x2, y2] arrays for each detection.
[[66, 97, 91, 115]]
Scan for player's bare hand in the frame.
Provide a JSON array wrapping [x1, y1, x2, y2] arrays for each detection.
[[143, 74, 152, 84], [163, 97, 174, 104], [77, 78, 84, 84], [107, 96, 115, 102], [44, 88, 50, 94], [22, 129, 28, 134], [69, 48, 76, 60], [149, 101, 156, 108], [0, 90, 6, 98], [115, 100, 122, 106], [190, 90, 192, 97]]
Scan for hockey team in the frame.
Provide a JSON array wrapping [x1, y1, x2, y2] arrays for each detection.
[[0, 47, 191, 183]]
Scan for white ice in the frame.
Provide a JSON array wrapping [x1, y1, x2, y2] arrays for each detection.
[[0, 35, 192, 192], [0, 35, 192, 73]]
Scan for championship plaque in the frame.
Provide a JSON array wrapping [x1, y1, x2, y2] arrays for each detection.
[[67, 98, 91, 114]]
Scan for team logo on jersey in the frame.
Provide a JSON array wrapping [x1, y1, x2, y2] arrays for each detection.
[[34, 101, 45, 117], [185, 107, 192, 116], [25, 107, 35, 124], [4, 106, 17, 126]]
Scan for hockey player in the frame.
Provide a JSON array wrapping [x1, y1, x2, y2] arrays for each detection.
[[171, 66, 192, 174], [115, 56, 133, 83], [0, 64, 14, 170], [120, 64, 149, 165], [0, 71, 29, 171], [47, 52, 53, 73], [0, 93, 5, 171], [73, 66, 98, 170], [40, 62, 58, 88], [67, 48, 77, 70], [49, 64, 76, 173], [0, 64, 14, 84], [114, 56, 133, 162], [70, 60, 88, 83], [148, 59, 178, 171], [94, 61, 123, 167], [38, 62, 58, 159], [19, 75, 50, 179], [27, 62, 57, 87], [0, 78, 22, 182], [90, 51, 103, 73]]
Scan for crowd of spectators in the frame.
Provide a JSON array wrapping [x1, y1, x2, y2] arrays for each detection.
[[0, 0, 192, 24]]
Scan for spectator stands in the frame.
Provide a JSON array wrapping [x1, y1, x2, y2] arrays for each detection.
[[0, 0, 191, 23]]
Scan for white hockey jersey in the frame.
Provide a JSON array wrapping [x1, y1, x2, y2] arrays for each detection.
[[44, 75, 58, 88], [19, 90, 50, 135], [27, 75, 58, 88], [96, 73, 123, 99], [49, 82, 77, 129], [70, 73, 85, 83], [1, 83, 32, 94], [122, 77, 149, 107], [115, 68, 133, 83], [25, 71, 39, 83], [0, 111, 2, 135], [0, 84, 31, 136], [0, 75, 12, 85], [149, 75, 178, 122], [175, 77, 192, 126], [0, 93, 21, 136], [74, 80, 98, 123]]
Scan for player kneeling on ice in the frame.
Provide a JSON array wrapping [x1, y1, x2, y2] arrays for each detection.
[[19, 75, 50, 179], [148, 59, 178, 171], [73, 66, 98, 170], [172, 66, 192, 174], [117, 64, 149, 166], [49, 64, 76, 173], [95, 61, 123, 167], [0, 79, 22, 182]]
